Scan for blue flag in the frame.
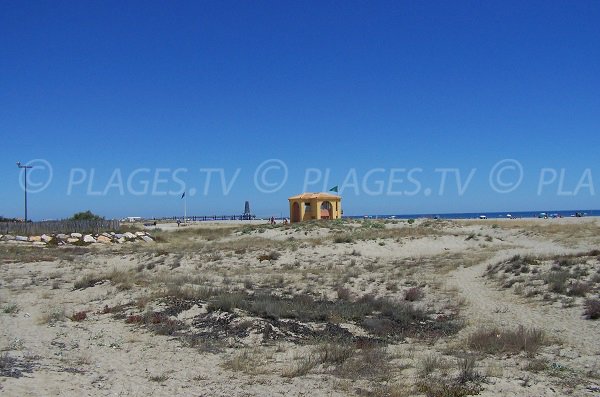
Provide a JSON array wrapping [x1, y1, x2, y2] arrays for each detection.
[[329, 186, 339, 193]]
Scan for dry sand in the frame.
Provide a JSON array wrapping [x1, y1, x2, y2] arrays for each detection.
[[1, 217, 599, 396]]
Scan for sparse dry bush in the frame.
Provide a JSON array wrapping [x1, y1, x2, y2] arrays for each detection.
[[73, 274, 105, 290], [404, 287, 424, 302], [282, 351, 319, 378], [584, 298, 600, 319], [545, 270, 570, 293], [336, 287, 351, 300], [418, 354, 444, 378], [69, 311, 87, 321], [416, 354, 483, 397], [416, 381, 481, 397], [161, 284, 223, 301], [257, 251, 281, 261], [125, 311, 184, 336], [334, 346, 391, 380], [2, 303, 19, 314], [0, 353, 35, 378], [206, 292, 245, 313], [567, 281, 590, 297], [37, 307, 66, 325], [467, 326, 545, 355], [222, 348, 267, 374], [455, 355, 482, 384], [148, 374, 170, 382], [334, 234, 354, 244], [315, 342, 355, 365]]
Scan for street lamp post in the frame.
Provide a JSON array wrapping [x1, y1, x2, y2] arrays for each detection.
[[16, 162, 33, 223]]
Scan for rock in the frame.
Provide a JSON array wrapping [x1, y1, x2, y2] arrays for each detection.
[[135, 232, 146, 237], [83, 235, 96, 243], [28, 236, 42, 242], [32, 241, 46, 246], [15, 236, 28, 242], [101, 232, 112, 238], [141, 235, 154, 243], [2, 235, 15, 241], [110, 232, 116, 236], [97, 235, 112, 244], [117, 237, 126, 244], [71, 233, 82, 238], [67, 238, 80, 244], [114, 234, 124, 239], [56, 234, 69, 240], [123, 232, 136, 240], [41, 234, 53, 243]]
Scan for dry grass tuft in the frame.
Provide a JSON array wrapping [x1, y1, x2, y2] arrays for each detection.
[[223, 348, 268, 374], [37, 307, 66, 325], [467, 326, 545, 355], [73, 274, 105, 290]]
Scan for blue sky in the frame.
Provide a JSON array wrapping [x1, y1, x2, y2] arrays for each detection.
[[1, 1, 599, 219]]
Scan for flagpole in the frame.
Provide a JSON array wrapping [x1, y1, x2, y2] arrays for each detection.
[[184, 192, 187, 224]]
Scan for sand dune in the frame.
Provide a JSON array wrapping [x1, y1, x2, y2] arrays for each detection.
[[1, 218, 599, 396]]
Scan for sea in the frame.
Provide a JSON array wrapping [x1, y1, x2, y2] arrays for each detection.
[[349, 209, 598, 220]]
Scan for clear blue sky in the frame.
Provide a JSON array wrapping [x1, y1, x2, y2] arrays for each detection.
[[1, 1, 599, 219]]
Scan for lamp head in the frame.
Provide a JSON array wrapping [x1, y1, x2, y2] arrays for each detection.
[[16, 161, 21, 167]]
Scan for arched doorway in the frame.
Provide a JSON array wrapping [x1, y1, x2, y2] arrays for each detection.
[[320, 201, 332, 219], [292, 202, 301, 223]]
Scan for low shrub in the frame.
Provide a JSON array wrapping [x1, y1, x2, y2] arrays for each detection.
[[315, 342, 355, 365], [467, 326, 545, 355], [257, 251, 281, 261], [70, 311, 87, 321], [404, 287, 424, 302], [567, 281, 590, 297], [545, 270, 570, 293], [418, 354, 443, 378], [206, 292, 245, 313], [2, 303, 19, 314], [584, 298, 600, 320], [334, 234, 354, 244], [73, 274, 105, 290], [456, 355, 483, 384]]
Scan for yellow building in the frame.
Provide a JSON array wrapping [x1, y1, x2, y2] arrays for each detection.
[[288, 193, 342, 223]]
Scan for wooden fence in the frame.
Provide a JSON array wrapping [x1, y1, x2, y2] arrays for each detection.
[[0, 220, 121, 236]]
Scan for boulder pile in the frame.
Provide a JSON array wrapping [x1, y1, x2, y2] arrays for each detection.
[[0, 231, 155, 246]]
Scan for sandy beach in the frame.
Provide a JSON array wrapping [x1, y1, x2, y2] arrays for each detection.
[[1, 217, 599, 396]]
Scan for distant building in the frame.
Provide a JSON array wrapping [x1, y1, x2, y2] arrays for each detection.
[[242, 201, 255, 220], [288, 193, 342, 223], [122, 216, 142, 222]]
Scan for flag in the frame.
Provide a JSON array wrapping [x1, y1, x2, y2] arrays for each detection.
[[329, 186, 338, 193], [181, 192, 185, 199]]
